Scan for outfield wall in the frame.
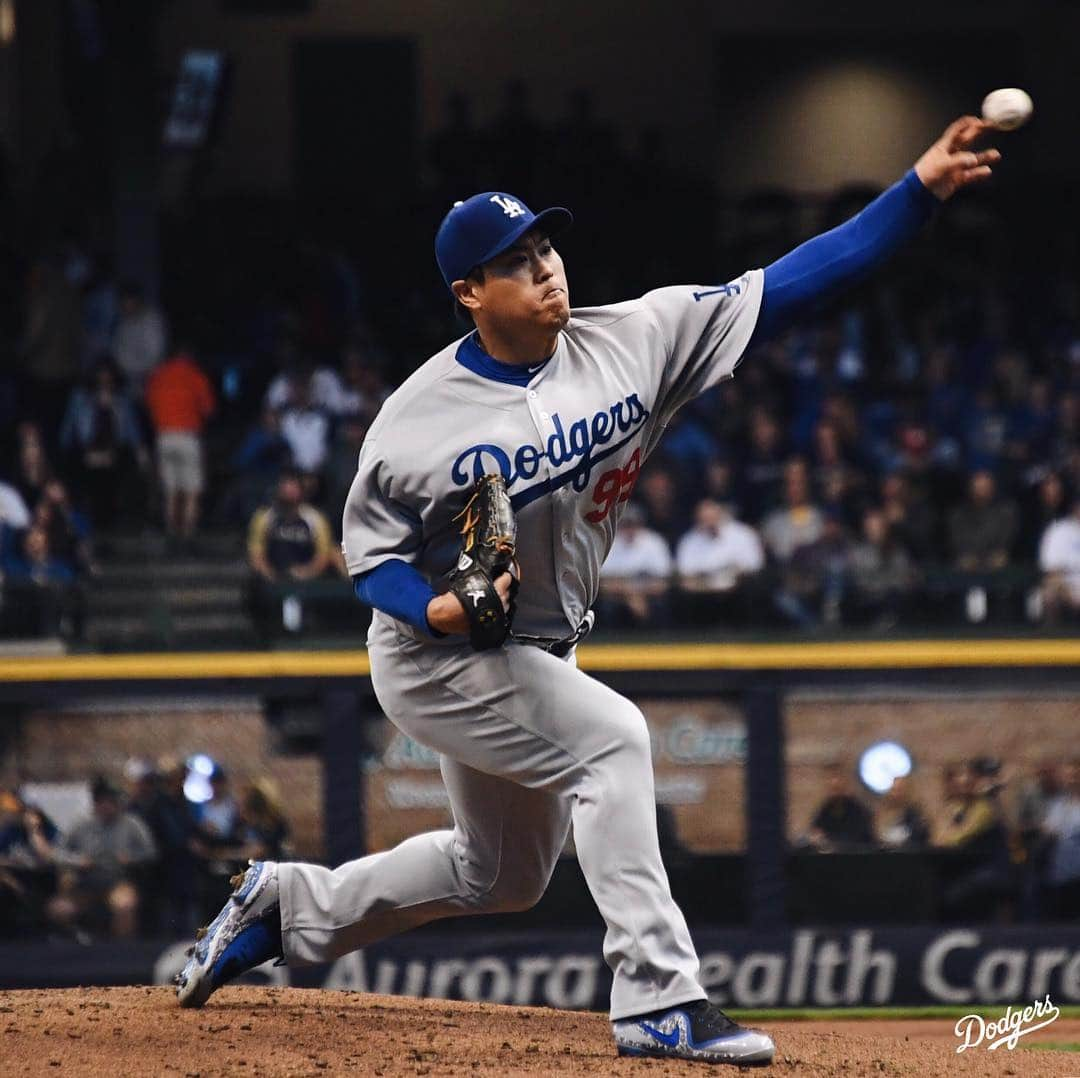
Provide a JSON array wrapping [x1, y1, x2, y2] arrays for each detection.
[[5, 688, 1080, 862], [1, 639, 1078, 932]]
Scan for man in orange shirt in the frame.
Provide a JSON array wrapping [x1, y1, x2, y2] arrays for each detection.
[[145, 345, 216, 545]]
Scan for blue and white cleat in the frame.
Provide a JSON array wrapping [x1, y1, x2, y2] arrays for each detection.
[[174, 860, 282, 1008], [613, 999, 775, 1066]]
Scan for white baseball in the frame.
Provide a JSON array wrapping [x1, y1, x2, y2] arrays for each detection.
[[981, 88, 1033, 131]]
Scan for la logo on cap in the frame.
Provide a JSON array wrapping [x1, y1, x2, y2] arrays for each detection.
[[490, 195, 525, 218]]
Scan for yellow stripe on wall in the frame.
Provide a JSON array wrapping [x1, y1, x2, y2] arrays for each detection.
[[0, 639, 1077, 684], [577, 639, 1080, 671], [0, 650, 372, 682]]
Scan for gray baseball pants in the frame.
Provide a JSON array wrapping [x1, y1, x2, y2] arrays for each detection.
[[277, 615, 706, 1019]]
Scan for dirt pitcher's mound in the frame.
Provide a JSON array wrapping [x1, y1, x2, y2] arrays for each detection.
[[2, 987, 1078, 1077]]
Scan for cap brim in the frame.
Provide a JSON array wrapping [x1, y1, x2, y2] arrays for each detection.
[[473, 206, 574, 274]]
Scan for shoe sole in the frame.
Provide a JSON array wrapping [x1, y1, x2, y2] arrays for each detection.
[[617, 1044, 774, 1066]]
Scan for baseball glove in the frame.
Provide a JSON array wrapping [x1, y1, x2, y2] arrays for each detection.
[[447, 474, 519, 651]]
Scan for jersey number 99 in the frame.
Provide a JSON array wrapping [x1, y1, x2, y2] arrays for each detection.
[[585, 448, 642, 524]]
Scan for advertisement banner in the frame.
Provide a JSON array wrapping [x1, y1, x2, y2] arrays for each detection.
[[366, 699, 747, 854], [4, 926, 1080, 1010]]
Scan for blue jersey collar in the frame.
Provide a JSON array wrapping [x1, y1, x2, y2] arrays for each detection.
[[455, 332, 551, 387]]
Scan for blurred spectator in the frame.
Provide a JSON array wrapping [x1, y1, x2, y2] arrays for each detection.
[[810, 419, 864, 514], [1006, 377, 1057, 476], [121, 760, 159, 891], [1016, 763, 1060, 844], [817, 464, 862, 531], [1019, 471, 1069, 560], [936, 759, 1004, 847], [265, 358, 347, 417], [224, 408, 292, 524], [675, 499, 763, 624], [337, 344, 391, 420], [277, 371, 332, 475], [819, 394, 862, 462], [194, 768, 240, 848], [48, 777, 157, 939], [739, 408, 787, 523], [923, 346, 968, 455], [598, 502, 673, 627], [762, 458, 824, 563], [123, 757, 189, 933], [35, 480, 93, 576], [1039, 498, 1080, 623], [877, 776, 931, 850], [1042, 762, 1080, 920], [936, 763, 966, 829], [774, 511, 849, 628], [895, 423, 947, 487], [948, 470, 1017, 572], [676, 499, 763, 585], [237, 779, 291, 862], [847, 508, 914, 629], [806, 764, 875, 851], [0, 791, 59, 938], [59, 357, 147, 529], [936, 759, 1014, 920], [879, 472, 937, 563], [237, 407, 292, 478], [248, 471, 346, 635], [3, 525, 79, 636], [637, 467, 688, 547], [11, 423, 53, 511], [190, 766, 243, 915], [964, 387, 1009, 473], [144, 345, 217, 545], [0, 795, 59, 865], [188, 767, 242, 920], [248, 471, 339, 584], [154, 757, 201, 933], [4, 524, 74, 584], [112, 282, 167, 395], [702, 458, 738, 506]]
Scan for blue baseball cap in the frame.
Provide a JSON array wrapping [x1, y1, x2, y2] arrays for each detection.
[[435, 192, 573, 292]]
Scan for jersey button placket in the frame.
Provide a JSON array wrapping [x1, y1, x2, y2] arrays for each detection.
[[526, 387, 571, 606]]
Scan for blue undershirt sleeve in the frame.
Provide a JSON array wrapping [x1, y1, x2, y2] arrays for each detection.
[[353, 558, 441, 636], [750, 168, 938, 347]]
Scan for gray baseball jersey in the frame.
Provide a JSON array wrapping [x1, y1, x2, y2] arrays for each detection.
[[343, 270, 763, 640]]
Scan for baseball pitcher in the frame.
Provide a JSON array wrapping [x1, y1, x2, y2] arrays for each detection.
[[177, 117, 1001, 1067]]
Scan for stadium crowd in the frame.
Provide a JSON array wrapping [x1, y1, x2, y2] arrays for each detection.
[[1, 87, 1078, 641], [3, 753, 1076, 940], [801, 757, 1080, 922], [0, 761, 291, 943]]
